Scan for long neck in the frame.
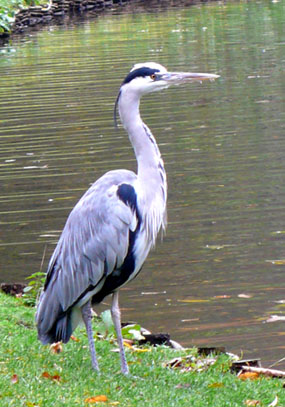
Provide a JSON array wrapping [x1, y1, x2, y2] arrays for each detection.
[[118, 89, 165, 186], [118, 88, 167, 237]]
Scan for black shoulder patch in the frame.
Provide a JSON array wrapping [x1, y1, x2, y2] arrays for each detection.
[[117, 183, 137, 212], [122, 67, 160, 85]]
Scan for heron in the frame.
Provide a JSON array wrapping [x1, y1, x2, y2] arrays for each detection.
[[36, 62, 219, 375]]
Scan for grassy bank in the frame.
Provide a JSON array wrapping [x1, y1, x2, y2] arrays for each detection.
[[0, 291, 284, 407], [0, 0, 44, 34]]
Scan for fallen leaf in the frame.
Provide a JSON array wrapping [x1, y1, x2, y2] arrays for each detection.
[[268, 395, 278, 407], [122, 324, 145, 341], [41, 371, 61, 381], [122, 342, 151, 353], [50, 342, 63, 354], [42, 371, 51, 379], [51, 374, 61, 381], [205, 244, 235, 250], [122, 338, 134, 345], [266, 259, 285, 265], [175, 383, 191, 389], [123, 341, 133, 349], [239, 372, 260, 380], [11, 374, 19, 384], [70, 335, 80, 342], [165, 356, 183, 368], [181, 318, 199, 322], [244, 400, 260, 406], [131, 347, 151, 353], [208, 382, 224, 388], [84, 395, 108, 403]]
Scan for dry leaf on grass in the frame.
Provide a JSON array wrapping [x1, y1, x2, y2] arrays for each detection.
[[11, 374, 19, 384], [71, 335, 80, 342], [208, 382, 224, 388], [42, 371, 61, 381], [50, 342, 63, 354], [244, 400, 260, 406], [268, 396, 278, 407], [118, 342, 151, 353], [84, 395, 108, 403], [239, 372, 260, 380]]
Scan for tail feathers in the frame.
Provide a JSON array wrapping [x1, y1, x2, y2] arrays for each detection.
[[38, 312, 73, 344], [36, 289, 73, 344]]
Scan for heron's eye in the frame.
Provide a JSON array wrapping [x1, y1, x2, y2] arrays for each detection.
[[150, 73, 156, 80]]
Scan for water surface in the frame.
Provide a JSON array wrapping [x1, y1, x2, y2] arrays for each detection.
[[0, 0, 284, 367]]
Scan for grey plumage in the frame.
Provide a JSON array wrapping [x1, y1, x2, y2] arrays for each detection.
[[36, 62, 219, 374], [37, 170, 138, 338]]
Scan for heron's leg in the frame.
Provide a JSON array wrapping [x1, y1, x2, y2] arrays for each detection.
[[81, 300, 99, 372], [111, 291, 129, 375]]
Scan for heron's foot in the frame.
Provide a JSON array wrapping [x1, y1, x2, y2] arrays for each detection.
[[91, 359, 100, 372], [121, 364, 129, 376]]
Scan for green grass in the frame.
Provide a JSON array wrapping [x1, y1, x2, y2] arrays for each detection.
[[0, 291, 284, 407], [0, 0, 44, 34]]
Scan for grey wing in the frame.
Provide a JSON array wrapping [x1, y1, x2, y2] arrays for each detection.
[[37, 170, 138, 331]]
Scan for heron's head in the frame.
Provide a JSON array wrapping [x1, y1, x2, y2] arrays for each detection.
[[114, 62, 219, 125]]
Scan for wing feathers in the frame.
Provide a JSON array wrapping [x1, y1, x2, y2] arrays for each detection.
[[36, 170, 139, 343]]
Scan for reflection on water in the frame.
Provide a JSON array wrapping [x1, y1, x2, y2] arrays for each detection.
[[0, 0, 284, 367]]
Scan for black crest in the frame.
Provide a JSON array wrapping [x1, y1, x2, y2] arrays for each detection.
[[114, 66, 161, 128], [122, 67, 160, 85]]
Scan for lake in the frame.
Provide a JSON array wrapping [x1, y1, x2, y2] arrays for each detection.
[[0, 0, 284, 367]]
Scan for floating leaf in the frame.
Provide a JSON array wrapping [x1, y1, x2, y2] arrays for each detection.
[[205, 244, 234, 250], [266, 259, 285, 265], [266, 315, 285, 323], [84, 395, 108, 403], [11, 374, 19, 384]]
